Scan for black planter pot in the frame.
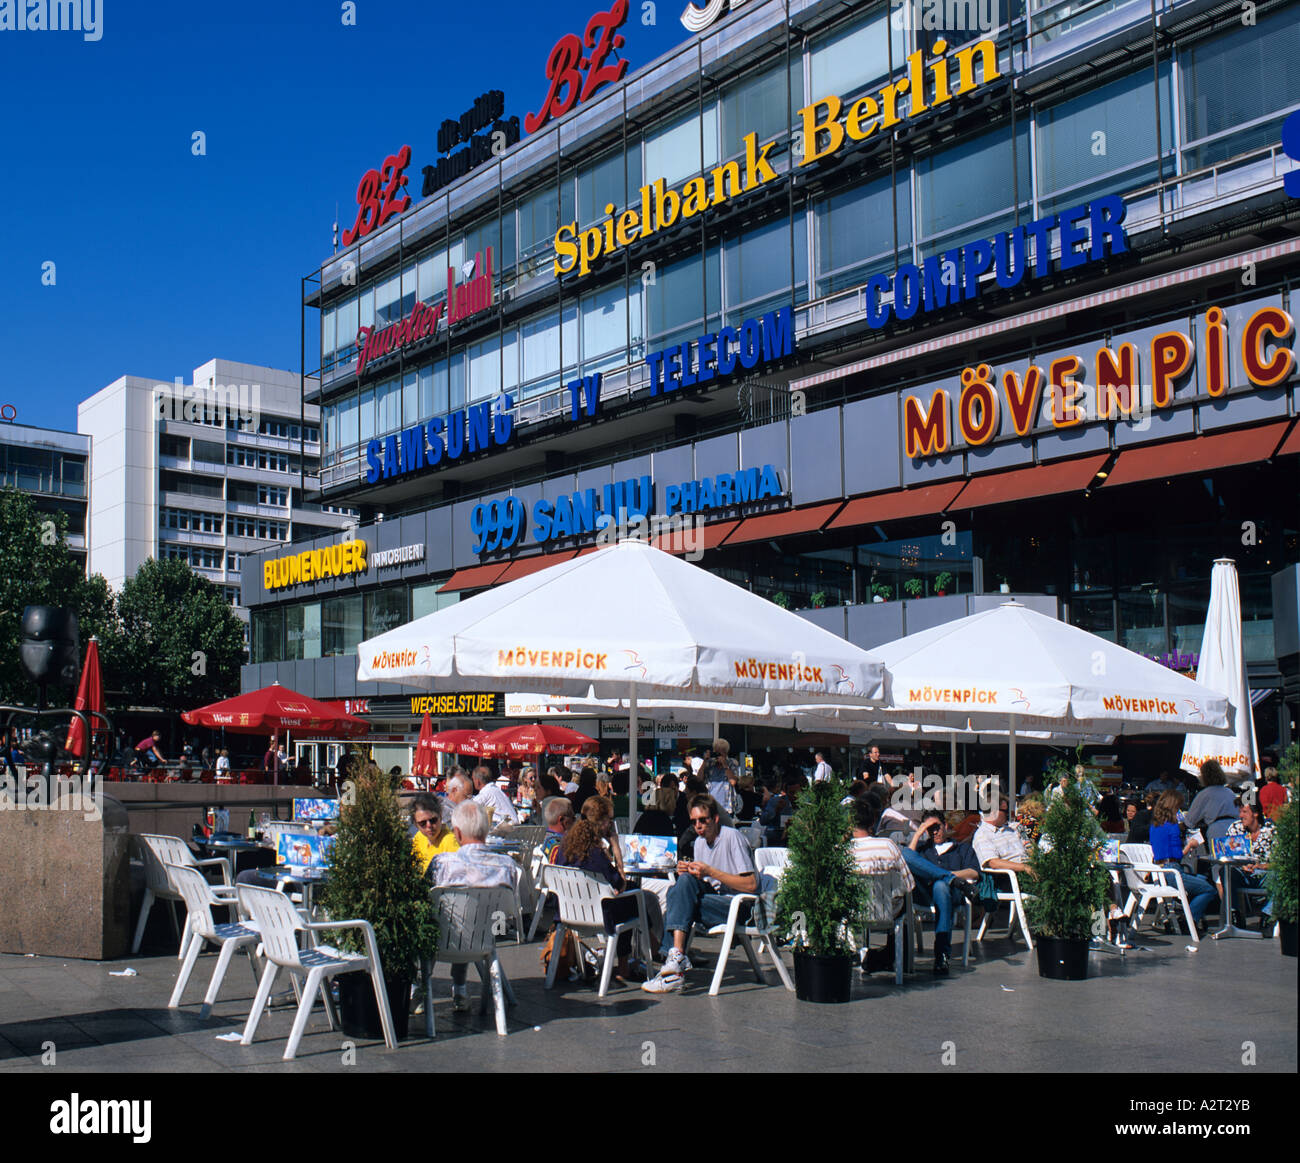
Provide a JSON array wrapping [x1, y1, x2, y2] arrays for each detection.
[[1280, 920, 1298, 958], [1035, 935, 1090, 980], [792, 951, 854, 1003], [337, 974, 411, 1041]]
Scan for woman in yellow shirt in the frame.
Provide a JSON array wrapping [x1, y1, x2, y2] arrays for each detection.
[[411, 793, 459, 873]]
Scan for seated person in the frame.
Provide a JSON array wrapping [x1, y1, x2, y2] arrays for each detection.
[[1124, 798, 1152, 845], [1226, 799, 1276, 924], [556, 796, 661, 982], [411, 793, 459, 874], [734, 772, 759, 821], [1147, 790, 1217, 931], [902, 810, 980, 975], [758, 778, 791, 846], [913, 811, 981, 881], [472, 764, 519, 827], [540, 796, 575, 860], [972, 796, 1035, 878], [642, 794, 758, 994], [635, 786, 678, 837], [429, 802, 521, 1010]]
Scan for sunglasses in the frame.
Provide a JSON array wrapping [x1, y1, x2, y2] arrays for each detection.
[[415, 818, 438, 829]]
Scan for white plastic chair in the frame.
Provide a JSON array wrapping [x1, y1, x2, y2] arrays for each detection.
[[422, 886, 517, 1037], [855, 870, 915, 985], [753, 847, 790, 882], [237, 884, 396, 1061], [133, 833, 233, 958], [974, 868, 1035, 949], [691, 890, 795, 996], [166, 863, 260, 1020], [540, 865, 652, 998], [912, 894, 972, 968], [1118, 843, 1200, 942]]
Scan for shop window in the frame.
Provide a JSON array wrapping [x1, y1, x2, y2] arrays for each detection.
[[412, 584, 460, 621], [1118, 590, 1167, 657], [252, 608, 283, 665], [322, 594, 363, 657], [365, 589, 409, 638]]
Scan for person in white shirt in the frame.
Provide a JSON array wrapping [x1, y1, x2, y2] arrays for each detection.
[[472, 764, 519, 827], [972, 796, 1034, 876], [812, 751, 833, 782]]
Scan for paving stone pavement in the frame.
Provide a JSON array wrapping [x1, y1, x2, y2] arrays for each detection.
[[1, 921, 1294, 1074]]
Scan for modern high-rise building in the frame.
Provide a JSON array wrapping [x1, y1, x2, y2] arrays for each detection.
[[0, 419, 90, 572], [78, 358, 357, 627], [243, 0, 1300, 770]]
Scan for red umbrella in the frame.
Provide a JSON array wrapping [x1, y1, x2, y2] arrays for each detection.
[[428, 728, 492, 757], [64, 636, 104, 760], [483, 722, 599, 758], [181, 682, 370, 738], [412, 713, 436, 776]]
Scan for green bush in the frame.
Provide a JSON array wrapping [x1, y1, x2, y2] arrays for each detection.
[[1264, 744, 1298, 924], [775, 779, 870, 956], [319, 763, 439, 978], [1025, 775, 1110, 941]]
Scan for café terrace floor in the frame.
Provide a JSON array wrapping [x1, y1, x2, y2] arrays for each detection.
[[0, 917, 1294, 1074]]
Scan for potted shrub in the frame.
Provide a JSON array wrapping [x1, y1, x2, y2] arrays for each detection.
[[903, 577, 925, 599], [1265, 746, 1298, 957], [772, 591, 791, 609], [775, 778, 870, 1003], [872, 583, 893, 603], [933, 571, 954, 596], [810, 590, 828, 609], [318, 762, 440, 1039], [1025, 764, 1110, 980]]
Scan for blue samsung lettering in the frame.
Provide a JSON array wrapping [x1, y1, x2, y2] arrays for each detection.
[[365, 440, 383, 484]]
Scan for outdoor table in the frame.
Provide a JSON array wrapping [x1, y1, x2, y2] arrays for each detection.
[[1092, 860, 1132, 955], [247, 865, 331, 921], [1209, 857, 1264, 940]]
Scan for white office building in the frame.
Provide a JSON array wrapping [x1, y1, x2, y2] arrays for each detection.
[[78, 358, 357, 624]]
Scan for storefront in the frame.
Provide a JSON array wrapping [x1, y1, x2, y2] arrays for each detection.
[[244, 0, 1300, 775]]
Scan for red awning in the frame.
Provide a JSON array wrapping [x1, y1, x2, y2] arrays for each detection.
[[495, 551, 577, 582], [1276, 419, 1300, 458], [653, 519, 740, 553], [722, 502, 844, 548], [438, 562, 510, 592], [948, 454, 1109, 509], [1103, 421, 1291, 489], [826, 480, 967, 530]]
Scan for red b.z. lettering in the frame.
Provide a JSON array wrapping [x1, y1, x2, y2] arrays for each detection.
[[342, 145, 412, 247], [525, 0, 629, 134]]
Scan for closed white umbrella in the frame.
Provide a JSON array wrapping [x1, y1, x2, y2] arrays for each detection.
[[1180, 558, 1260, 781]]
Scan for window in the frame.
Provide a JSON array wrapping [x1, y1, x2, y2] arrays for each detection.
[[644, 109, 718, 188], [578, 148, 641, 227], [192, 439, 225, 465], [159, 434, 189, 458], [1180, 8, 1300, 170], [339, 393, 359, 450], [258, 486, 288, 506], [160, 508, 222, 534], [374, 273, 402, 325], [231, 517, 288, 541], [252, 608, 283, 665], [402, 370, 419, 427], [412, 583, 459, 620], [915, 122, 1031, 249], [376, 377, 401, 436], [365, 589, 409, 638], [285, 602, 323, 661], [468, 334, 502, 403], [724, 217, 808, 318], [227, 552, 242, 572], [809, 8, 905, 103], [322, 594, 363, 657], [581, 280, 631, 368], [815, 172, 912, 296], [520, 306, 578, 398], [1036, 66, 1172, 213], [335, 297, 358, 369], [721, 62, 803, 160], [644, 250, 721, 349], [359, 388, 375, 444]]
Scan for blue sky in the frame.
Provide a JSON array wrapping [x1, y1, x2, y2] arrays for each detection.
[[0, 0, 686, 431]]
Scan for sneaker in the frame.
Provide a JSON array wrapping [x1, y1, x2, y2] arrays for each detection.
[[661, 949, 692, 975], [951, 877, 980, 906], [640, 969, 685, 993], [451, 984, 471, 1012], [933, 951, 951, 976]]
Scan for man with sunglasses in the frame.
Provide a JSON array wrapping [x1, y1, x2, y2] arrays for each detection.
[[410, 793, 459, 874], [642, 794, 757, 994], [972, 797, 1034, 877]]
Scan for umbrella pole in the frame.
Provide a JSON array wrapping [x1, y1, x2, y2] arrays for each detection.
[[1008, 715, 1017, 818], [950, 732, 957, 814], [628, 683, 639, 832]]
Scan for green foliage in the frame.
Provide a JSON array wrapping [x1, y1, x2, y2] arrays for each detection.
[[318, 763, 439, 976], [872, 583, 893, 601], [1026, 777, 1111, 940], [903, 577, 925, 598], [933, 571, 954, 593], [772, 591, 790, 610], [810, 590, 828, 608], [775, 779, 870, 956], [115, 557, 246, 712], [1264, 746, 1298, 924]]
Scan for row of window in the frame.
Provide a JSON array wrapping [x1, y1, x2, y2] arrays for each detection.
[[161, 544, 224, 569], [319, 6, 1300, 380], [258, 485, 289, 506], [227, 447, 301, 474], [161, 507, 222, 534], [251, 584, 460, 662], [0, 446, 87, 497], [230, 517, 289, 541]]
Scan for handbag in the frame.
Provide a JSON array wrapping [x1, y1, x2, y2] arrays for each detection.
[[539, 926, 583, 980]]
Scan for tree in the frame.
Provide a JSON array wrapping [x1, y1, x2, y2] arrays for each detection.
[[115, 557, 246, 714], [0, 487, 86, 705]]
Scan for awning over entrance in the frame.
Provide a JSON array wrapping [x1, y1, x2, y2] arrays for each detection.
[[723, 501, 844, 547], [949, 454, 1109, 509], [1102, 420, 1291, 489], [438, 562, 511, 592], [826, 480, 966, 530]]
